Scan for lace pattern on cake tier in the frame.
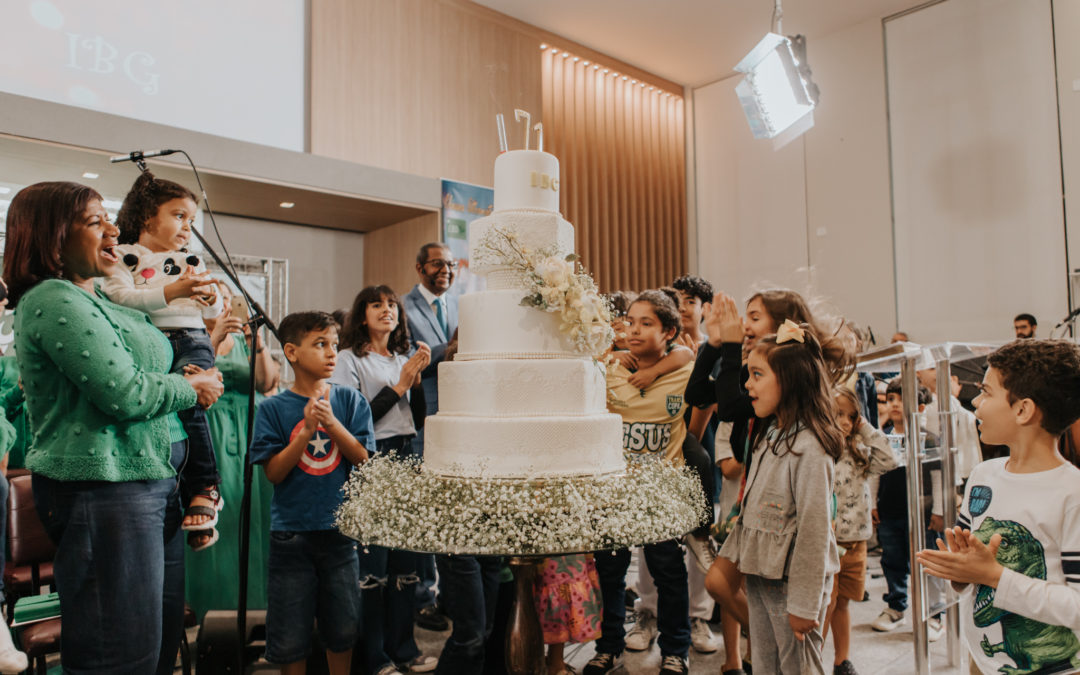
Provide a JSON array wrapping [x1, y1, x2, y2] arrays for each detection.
[[483, 267, 529, 290], [454, 351, 587, 361]]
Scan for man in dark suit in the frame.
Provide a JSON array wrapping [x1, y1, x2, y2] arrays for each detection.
[[403, 242, 459, 630]]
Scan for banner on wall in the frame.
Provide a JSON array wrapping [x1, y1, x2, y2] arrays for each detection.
[[441, 179, 493, 296]]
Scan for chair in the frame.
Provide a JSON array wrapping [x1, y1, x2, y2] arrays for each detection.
[[2, 469, 52, 624], [6, 473, 59, 675]]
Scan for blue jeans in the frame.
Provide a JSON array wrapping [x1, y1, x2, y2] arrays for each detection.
[[877, 517, 909, 612], [397, 433, 438, 610], [358, 545, 421, 673], [163, 328, 219, 501], [0, 471, 8, 604], [594, 540, 691, 658], [265, 530, 360, 665], [434, 555, 502, 675], [32, 441, 186, 675]]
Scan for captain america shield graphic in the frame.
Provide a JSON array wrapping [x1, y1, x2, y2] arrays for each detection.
[[290, 420, 341, 476]]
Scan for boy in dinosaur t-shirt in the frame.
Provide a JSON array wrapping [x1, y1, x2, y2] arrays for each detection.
[[918, 340, 1080, 675]]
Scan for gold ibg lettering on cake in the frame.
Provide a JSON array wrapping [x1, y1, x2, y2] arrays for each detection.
[[529, 171, 560, 193]]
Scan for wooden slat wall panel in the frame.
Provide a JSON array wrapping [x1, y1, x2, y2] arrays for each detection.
[[310, 0, 682, 187], [362, 212, 441, 296], [541, 50, 686, 292]]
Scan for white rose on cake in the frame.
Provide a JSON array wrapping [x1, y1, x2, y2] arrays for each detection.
[[536, 256, 574, 288]]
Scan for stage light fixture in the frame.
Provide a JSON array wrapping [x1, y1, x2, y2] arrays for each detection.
[[734, 1, 819, 149]]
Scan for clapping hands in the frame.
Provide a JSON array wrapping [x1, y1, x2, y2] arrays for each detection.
[[703, 292, 745, 347]]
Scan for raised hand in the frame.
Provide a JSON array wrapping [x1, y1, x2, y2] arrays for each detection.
[[704, 292, 744, 347]]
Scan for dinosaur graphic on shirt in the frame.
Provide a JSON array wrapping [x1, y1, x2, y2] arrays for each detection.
[[971, 517, 1080, 674]]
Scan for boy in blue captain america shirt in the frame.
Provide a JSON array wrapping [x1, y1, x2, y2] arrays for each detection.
[[249, 311, 373, 674]]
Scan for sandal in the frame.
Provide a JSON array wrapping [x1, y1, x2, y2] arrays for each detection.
[[187, 528, 219, 552], [181, 486, 224, 531]]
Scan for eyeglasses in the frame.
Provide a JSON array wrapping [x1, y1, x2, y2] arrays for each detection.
[[425, 259, 459, 270]]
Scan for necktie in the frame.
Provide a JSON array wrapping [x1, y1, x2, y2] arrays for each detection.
[[434, 297, 448, 337]]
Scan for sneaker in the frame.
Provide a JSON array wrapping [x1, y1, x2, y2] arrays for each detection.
[[833, 660, 858, 675], [870, 607, 906, 632], [415, 603, 449, 632], [625, 610, 658, 651], [399, 655, 439, 672], [659, 654, 689, 674], [0, 625, 27, 674], [582, 652, 622, 675], [375, 665, 404, 675], [684, 534, 717, 574], [690, 617, 719, 653], [927, 616, 944, 642]]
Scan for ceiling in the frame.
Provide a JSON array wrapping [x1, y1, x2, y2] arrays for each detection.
[[474, 0, 925, 87], [0, 135, 433, 234]]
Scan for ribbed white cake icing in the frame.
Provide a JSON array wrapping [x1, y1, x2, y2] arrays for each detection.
[[437, 359, 607, 417], [468, 210, 575, 280], [457, 290, 579, 357], [493, 150, 560, 212], [422, 414, 624, 478]]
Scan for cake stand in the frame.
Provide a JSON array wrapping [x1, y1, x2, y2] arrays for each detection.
[[337, 455, 707, 675]]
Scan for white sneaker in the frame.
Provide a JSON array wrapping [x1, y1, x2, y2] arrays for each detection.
[[690, 617, 719, 653], [927, 617, 944, 642], [684, 534, 717, 574], [0, 625, 27, 674], [870, 607, 907, 632], [625, 609, 658, 651]]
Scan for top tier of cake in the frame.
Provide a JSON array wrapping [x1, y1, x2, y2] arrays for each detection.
[[493, 149, 560, 213]]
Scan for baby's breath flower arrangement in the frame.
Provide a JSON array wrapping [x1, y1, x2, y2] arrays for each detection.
[[474, 226, 614, 360], [336, 454, 708, 555]]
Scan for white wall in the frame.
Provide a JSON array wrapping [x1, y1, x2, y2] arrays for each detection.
[[693, 0, 1075, 343], [887, 0, 1065, 342], [694, 17, 895, 336], [209, 214, 365, 316]]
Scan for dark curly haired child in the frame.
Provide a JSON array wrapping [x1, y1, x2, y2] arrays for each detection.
[[918, 339, 1080, 675], [102, 171, 224, 550]]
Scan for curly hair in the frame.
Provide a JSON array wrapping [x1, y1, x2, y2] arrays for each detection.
[[987, 339, 1080, 436], [340, 286, 411, 358], [629, 290, 681, 342], [114, 171, 198, 245], [672, 274, 714, 304], [750, 325, 845, 461]]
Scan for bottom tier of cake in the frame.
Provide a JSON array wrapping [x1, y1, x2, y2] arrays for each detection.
[[422, 413, 624, 478]]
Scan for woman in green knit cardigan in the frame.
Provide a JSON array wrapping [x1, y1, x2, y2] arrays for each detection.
[[2, 182, 224, 674]]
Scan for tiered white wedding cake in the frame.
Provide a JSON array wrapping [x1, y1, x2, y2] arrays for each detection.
[[337, 135, 703, 556], [423, 149, 625, 478]]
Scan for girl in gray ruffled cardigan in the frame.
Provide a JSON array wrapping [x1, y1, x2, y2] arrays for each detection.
[[717, 321, 846, 675]]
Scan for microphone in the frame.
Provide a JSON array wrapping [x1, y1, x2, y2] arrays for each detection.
[[108, 149, 178, 164]]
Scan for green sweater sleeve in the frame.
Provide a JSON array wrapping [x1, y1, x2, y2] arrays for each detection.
[[19, 282, 196, 421], [0, 413, 16, 459]]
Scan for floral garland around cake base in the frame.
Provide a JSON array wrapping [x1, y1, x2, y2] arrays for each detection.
[[336, 455, 708, 556]]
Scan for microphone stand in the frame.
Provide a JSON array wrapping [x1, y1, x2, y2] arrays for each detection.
[[188, 225, 278, 675]]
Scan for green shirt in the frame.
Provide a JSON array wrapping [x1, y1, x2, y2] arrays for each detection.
[[14, 279, 197, 482]]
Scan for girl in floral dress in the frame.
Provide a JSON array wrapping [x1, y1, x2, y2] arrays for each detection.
[[533, 554, 602, 675]]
